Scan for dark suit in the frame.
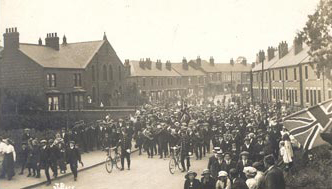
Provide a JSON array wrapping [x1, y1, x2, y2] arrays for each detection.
[[236, 159, 252, 179], [263, 166, 285, 189], [231, 178, 249, 189], [117, 135, 132, 169], [38, 146, 51, 183], [66, 147, 81, 178], [201, 176, 216, 189], [220, 160, 236, 173]]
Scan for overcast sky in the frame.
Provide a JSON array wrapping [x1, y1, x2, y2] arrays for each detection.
[[1, 0, 319, 63]]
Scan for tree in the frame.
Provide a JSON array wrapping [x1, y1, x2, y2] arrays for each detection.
[[299, 0, 332, 79]]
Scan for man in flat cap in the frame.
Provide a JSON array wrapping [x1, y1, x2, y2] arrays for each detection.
[[66, 141, 83, 181]]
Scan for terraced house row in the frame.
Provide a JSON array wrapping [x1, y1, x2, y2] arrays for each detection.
[[252, 36, 332, 108], [126, 56, 251, 101]]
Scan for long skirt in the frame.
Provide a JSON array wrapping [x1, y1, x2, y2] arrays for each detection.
[[2, 152, 15, 178]]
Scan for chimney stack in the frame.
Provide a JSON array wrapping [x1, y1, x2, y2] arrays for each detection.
[[166, 60, 171, 70], [278, 41, 288, 59], [182, 57, 188, 70], [45, 32, 60, 50], [267, 46, 275, 61], [209, 56, 214, 65], [196, 56, 201, 66], [139, 58, 145, 69], [230, 58, 234, 65], [62, 35, 67, 45], [294, 36, 303, 55], [156, 59, 162, 70], [124, 59, 131, 75], [38, 37, 42, 45], [145, 58, 152, 69], [3, 27, 19, 51]]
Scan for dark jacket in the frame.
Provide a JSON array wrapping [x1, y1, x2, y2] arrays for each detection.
[[66, 147, 81, 164], [263, 166, 285, 189], [117, 135, 132, 153], [220, 160, 236, 173], [184, 179, 201, 189], [231, 177, 249, 189], [200, 176, 216, 189]]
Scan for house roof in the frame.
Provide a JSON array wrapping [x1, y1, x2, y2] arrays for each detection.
[[129, 61, 181, 77], [270, 45, 310, 69], [171, 63, 206, 76], [252, 51, 279, 72], [190, 60, 251, 73], [19, 40, 105, 69]]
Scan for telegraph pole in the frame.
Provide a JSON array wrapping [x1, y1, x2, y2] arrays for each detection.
[[259, 50, 265, 106]]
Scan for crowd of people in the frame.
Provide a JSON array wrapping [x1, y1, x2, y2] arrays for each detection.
[[0, 95, 298, 189]]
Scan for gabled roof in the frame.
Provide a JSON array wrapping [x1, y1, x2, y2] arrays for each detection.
[[252, 44, 311, 71], [129, 61, 181, 77], [252, 52, 279, 72], [171, 63, 206, 76], [270, 45, 310, 69], [19, 40, 105, 69], [190, 60, 251, 73]]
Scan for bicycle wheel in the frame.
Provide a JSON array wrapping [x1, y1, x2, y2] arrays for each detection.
[[105, 156, 113, 173], [115, 154, 121, 169], [177, 157, 184, 171], [169, 158, 176, 174]]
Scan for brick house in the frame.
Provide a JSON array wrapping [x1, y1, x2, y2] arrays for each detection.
[[252, 36, 332, 108], [171, 57, 206, 97], [0, 28, 128, 111], [127, 58, 184, 102], [189, 56, 251, 96]]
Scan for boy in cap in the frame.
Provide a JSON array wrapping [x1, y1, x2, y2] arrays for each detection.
[[66, 141, 83, 181], [201, 169, 216, 189], [37, 139, 51, 185], [18, 142, 29, 175]]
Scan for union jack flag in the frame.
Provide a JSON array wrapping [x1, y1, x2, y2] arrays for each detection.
[[283, 99, 332, 150]]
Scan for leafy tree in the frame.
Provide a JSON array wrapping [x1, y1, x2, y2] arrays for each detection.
[[299, 0, 332, 79]]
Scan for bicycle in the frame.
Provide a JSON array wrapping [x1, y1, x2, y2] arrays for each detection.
[[169, 146, 184, 174], [105, 147, 121, 173]]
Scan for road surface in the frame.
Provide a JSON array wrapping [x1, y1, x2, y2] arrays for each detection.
[[36, 151, 210, 189]]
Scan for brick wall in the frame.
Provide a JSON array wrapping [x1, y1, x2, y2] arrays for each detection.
[[84, 42, 128, 106]]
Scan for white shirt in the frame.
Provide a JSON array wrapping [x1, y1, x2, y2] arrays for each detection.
[[0, 141, 6, 154], [246, 178, 258, 189], [4, 144, 16, 162]]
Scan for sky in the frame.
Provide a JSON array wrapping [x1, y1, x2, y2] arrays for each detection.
[[0, 0, 320, 63]]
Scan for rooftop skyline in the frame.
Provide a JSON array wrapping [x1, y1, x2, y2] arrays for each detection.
[[1, 0, 319, 63]]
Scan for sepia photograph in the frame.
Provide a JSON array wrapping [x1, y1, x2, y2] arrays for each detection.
[[1, 0, 332, 188]]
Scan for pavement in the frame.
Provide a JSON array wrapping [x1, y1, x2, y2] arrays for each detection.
[[33, 152, 210, 189], [0, 149, 109, 189]]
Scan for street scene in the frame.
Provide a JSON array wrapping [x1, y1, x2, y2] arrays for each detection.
[[1, 0, 332, 189]]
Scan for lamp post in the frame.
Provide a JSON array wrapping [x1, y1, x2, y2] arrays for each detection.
[[259, 50, 265, 106]]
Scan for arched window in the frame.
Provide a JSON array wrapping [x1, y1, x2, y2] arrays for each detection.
[[109, 65, 113, 80], [118, 66, 121, 81], [103, 65, 107, 81], [91, 65, 95, 81]]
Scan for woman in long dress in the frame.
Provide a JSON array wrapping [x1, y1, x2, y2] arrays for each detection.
[[2, 139, 16, 180]]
